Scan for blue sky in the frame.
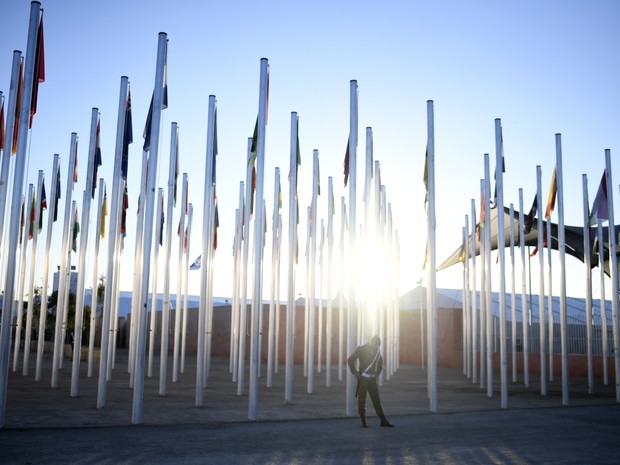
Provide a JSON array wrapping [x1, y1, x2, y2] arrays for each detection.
[[1, 0, 619, 301]]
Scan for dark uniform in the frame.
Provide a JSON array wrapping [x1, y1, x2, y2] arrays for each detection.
[[347, 335, 393, 427]]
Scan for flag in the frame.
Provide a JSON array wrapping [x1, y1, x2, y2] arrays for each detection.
[[28, 191, 35, 240], [173, 127, 179, 205], [0, 96, 5, 150], [53, 168, 60, 222], [491, 134, 505, 207], [343, 140, 350, 187], [214, 200, 219, 251], [544, 165, 557, 220], [72, 207, 80, 252], [190, 255, 201, 270], [143, 41, 168, 152], [159, 194, 164, 246], [250, 165, 256, 217], [121, 186, 128, 236], [212, 108, 218, 184], [121, 90, 133, 179], [73, 140, 79, 183], [589, 170, 608, 226], [477, 192, 486, 242], [92, 115, 102, 198], [19, 199, 25, 244], [29, 12, 45, 128], [249, 117, 258, 166], [524, 194, 538, 234], [38, 180, 46, 231], [529, 223, 549, 257], [100, 186, 108, 238], [12, 58, 24, 155], [423, 147, 428, 210]]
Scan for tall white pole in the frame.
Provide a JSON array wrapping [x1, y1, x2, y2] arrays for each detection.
[[88, 178, 105, 378], [248, 58, 269, 420], [35, 155, 59, 381], [70, 108, 99, 396], [339, 197, 346, 381], [479, 180, 486, 388], [236, 138, 253, 396], [51, 132, 78, 388], [509, 203, 517, 383], [555, 133, 569, 405], [597, 221, 609, 385], [160, 121, 178, 395], [181, 203, 193, 374], [285, 113, 298, 402], [470, 199, 478, 384], [326, 176, 334, 387], [172, 173, 187, 382], [148, 188, 163, 377], [133, 32, 167, 424], [267, 167, 280, 387], [604, 149, 620, 402], [22, 171, 44, 376], [484, 155, 493, 397], [518, 188, 530, 387], [426, 100, 437, 413], [494, 119, 508, 409], [196, 95, 217, 405], [97, 76, 129, 409], [345, 80, 358, 417], [231, 184, 244, 380], [581, 174, 594, 394], [536, 165, 547, 396], [546, 217, 554, 382], [0, 51, 22, 274], [307, 150, 319, 394], [463, 222, 470, 377]]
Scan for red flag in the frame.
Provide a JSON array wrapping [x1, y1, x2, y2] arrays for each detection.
[[12, 58, 24, 155], [29, 13, 45, 128]]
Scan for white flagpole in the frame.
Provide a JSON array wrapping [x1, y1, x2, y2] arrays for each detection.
[[181, 203, 193, 374], [231, 183, 244, 380], [129, 149, 148, 382], [518, 188, 529, 387], [536, 165, 547, 396], [88, 178, 105, 378], [172, 173, 187, 382], [274, 213, 283, 375], [133, 32, 167, 424], [479, 179, 486, 388], [338, 197, 346, 382], [70, 108, 99, 396], [51, 133, 78, 388], [267, 167, 280, 387], [509, 203, 517, 383], [318, 220, 324, 375], [13, 190, 33, 372], [97, 76, 129, 409], [555, 134, 569, 405], [483, 155, 493, 397], [0, 5, 39, 418], [285, 113, 298, 403], [148, 188, 163, 377], [604, 149, 620, 402], [160, 121, 178, 396], [426, 100, 437, 413], [597, 222, 609, 385], [546, 216, 554, 382], [304, 206, 310, 378], [196, 95, 216, 405], [345, 80, 359, 417], [470, 199, 478, 384], [581, 174, 594, 394], [326, 177, 334, 387], [248, 58, 269, 420], [494, 119, 508, 409], [236, 138, 253, 396], [463, 223, 470, 377], [0, 51, 22, 274], [307, 150, 319, 394]]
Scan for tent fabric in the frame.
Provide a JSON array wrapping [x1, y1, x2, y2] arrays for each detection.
[[437, 206, 620, 276]]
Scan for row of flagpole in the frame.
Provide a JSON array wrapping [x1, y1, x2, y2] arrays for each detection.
[[456, 117, 620, 407], [0, 2, 408, 428]]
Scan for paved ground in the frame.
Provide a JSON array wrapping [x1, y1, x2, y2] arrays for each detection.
[[1, 349, 619, 464]]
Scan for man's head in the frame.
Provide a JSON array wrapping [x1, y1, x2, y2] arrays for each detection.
[[370, 335, 381, 347]]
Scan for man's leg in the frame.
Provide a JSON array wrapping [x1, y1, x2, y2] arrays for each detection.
[[357, 379, 369, 427], [367, 380, 393, 427]]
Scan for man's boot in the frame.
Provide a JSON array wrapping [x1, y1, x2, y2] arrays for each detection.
[[380, 415, 394, 427], [360, 414, 368, 428]]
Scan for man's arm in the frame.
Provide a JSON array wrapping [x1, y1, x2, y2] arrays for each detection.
[[347, 348, 359, 375]]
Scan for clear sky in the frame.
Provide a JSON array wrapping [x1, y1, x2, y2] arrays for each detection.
[[1, 0, 619, 302]]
